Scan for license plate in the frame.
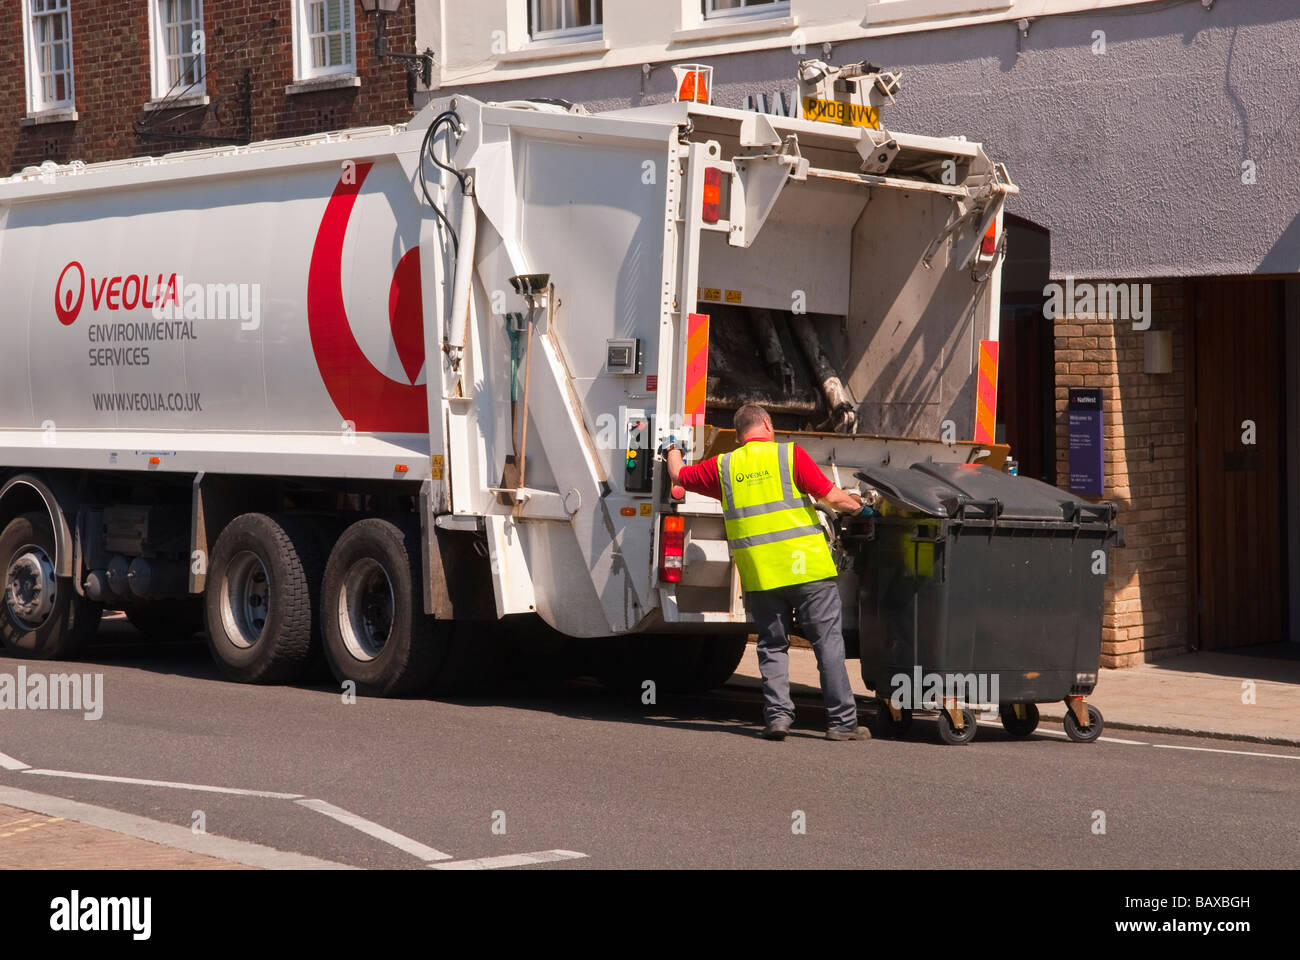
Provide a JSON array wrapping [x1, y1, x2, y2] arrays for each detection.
[[802, 96, 879, 130]]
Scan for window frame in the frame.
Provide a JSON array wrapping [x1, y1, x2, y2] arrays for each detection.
[[148, 0, 206, 102], [702, 0, 790, 21], [291, 0, 357, 82], [528, 0, 604, 43], [21, 0, 76, 115]]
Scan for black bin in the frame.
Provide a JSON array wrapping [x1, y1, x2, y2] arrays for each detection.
[[850, 461, 1119, 745]]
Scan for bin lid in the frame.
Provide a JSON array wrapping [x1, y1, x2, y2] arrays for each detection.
[[856, 461, 1112, 523]]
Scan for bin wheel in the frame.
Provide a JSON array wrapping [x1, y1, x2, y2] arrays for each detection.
[[937, 707, 977, 746], [872, 699, 912, 739], [999, 702, 1040, 738], [1063, 703, 1104, 743]]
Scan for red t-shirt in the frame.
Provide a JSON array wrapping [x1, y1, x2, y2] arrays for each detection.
[[677, 439, 834, 502]]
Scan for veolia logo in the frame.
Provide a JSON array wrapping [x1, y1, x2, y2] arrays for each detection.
[[308, 161, 427, 434], [55, 260, 85, 325]]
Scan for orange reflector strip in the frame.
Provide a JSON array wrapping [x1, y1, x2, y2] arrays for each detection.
[[148, 457, 160, 465], [394, 464, 409, 473], [684, 313, 710, 450], [974, 339, 999, 444], [620, 507, 636, 517]]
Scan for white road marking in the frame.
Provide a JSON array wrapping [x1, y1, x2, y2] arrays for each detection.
[[0, 751, 30, 771], [295, 798, 452, 862], [1153, 744, 1300, 761], [0, 785, 354, 869], [22, 768, 304, 799], [973, 720, 1147, 745], [431, 849, 588, 870]]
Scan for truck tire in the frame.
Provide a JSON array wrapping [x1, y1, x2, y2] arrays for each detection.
[[203, 513, 322, 683], [125, 598, 205, 643], [320, 518, 439, 697], [598, 635, 747, 695], [0, 512, 102, 660]]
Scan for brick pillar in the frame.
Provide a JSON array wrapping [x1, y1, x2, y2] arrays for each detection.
[[1053, 279, 1190, 667]]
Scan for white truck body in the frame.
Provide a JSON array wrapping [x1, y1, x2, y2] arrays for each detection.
[[0, 82, 1016, 662]]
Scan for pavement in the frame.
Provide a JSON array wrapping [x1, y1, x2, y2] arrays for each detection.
[[732, 642, 1300, 747]]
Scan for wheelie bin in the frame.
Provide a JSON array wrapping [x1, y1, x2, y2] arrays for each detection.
[[848, 461, 1120, 745]]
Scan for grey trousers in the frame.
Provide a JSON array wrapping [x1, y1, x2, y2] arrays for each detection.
[[744, 577, 858, 729]]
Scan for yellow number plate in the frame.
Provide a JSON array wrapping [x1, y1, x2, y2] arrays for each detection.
[[802, 97, 879, 130]]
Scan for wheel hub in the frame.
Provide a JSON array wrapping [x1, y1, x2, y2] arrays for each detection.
[[219, 551, 271, 649], [5, 544, 56, 630], [338, 558, 394, 662]]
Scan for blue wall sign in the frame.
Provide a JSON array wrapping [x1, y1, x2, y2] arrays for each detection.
[[1068, 388, 1104, 496]]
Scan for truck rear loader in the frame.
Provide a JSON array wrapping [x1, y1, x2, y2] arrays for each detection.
[[0, 62, 1022, 698]]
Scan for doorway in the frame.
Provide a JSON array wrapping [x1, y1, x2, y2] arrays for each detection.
[[1190, 278, 1287, 648]]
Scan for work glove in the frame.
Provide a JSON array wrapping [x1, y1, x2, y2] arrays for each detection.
[[657, 435, 680, 458]]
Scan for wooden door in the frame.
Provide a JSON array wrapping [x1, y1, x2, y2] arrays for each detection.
[[1192, 278, 1285, 648]]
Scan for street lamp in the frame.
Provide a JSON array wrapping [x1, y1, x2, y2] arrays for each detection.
[[358, 0, 435, 89]]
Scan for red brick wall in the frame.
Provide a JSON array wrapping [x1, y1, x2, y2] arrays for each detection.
[[0, 1, 417, 174], [1054, 279, 1190, 667]]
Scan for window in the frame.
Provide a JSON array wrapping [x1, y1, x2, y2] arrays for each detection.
[[149, 0, 205, 101], [22, 0, 75, 114], [529, 0, 603, 41], [703, 0, 789, 20], [292, 0, 356, 80]]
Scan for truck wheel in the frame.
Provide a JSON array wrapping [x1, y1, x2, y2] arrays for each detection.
[[0, 512, 102, 660], [597, 635, 747, 695], [126, 598, 206, 643], [203, 513, 322, 683], [687, 636, 748, 693], [320, 518, 439, 697]]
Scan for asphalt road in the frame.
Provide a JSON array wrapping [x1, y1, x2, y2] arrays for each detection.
[[2, 618, 1297, 869]]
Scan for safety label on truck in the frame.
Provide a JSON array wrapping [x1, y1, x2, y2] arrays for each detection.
[[801, 97, 880, 130], [697, 287, 743, 305]]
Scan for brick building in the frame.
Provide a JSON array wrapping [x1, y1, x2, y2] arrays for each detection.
[[2, 0, 419, 174]]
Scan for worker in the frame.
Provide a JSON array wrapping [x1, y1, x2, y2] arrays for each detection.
[[660, 403, 877, 741]]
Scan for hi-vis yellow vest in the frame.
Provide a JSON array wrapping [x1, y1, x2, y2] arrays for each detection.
[[719, 441, 838, 592]]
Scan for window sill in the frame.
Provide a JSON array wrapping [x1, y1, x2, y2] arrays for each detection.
[[285, 74, 362, 96], [498, 37, 610, 64], [142, 93, 210, 113], [20, 108, 78, 127], [671, 15, 798, 44], [864, 0, 1013, 25]]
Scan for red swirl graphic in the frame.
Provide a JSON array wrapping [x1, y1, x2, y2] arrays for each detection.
[[307, 162, 428, 434], [55, 261, 85, 326]]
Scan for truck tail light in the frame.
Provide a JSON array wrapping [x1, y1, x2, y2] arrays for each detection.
[[659, 515, 685, 583], [980, 221, 997, 258], [702, 168, 721, 224]]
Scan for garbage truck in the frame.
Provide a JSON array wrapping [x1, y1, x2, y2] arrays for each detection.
[[0, 60, 1029, 700]]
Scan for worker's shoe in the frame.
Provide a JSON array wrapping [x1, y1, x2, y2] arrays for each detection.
[[761, 719, 792, 740], [825, 725, 870, 741]]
